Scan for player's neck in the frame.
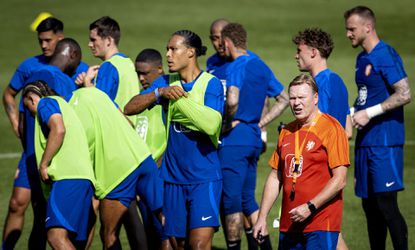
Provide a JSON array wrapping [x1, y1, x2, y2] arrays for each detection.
[[179, 64, 202, 83], [362, 33, 380, 53], [231, 47, 247, 60], [103, 47, 119, 61], [310, 60, 328, 78]]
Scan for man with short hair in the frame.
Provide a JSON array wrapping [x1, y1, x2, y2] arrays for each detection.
[[2, 17, 87, 249], [220, 22, 289, 250], [344, 6, 411, 250], [87, 16, 140, 127], [253, 74, 349, 250]]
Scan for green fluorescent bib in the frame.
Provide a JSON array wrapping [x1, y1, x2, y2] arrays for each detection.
[[167, 72, 222, 147], [69, 88, 151, 199], [106, 54, 140, 127], [34, 96, 96, 197], [136, 105, 167, 161]]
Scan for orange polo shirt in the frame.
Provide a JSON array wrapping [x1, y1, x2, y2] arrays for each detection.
[[269, 113, 350, 232]]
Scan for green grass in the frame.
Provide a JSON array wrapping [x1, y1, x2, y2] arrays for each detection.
[[0, 0, 414, 249]]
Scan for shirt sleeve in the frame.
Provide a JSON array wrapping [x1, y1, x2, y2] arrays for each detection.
[[264, 65, 284, 97], [268, 129, 286, 169], [9, 60, 34, 91], [37, 98, 62, 137], [204, 77, 224, 115], [71, 61, 89, 81], [95, 62, 119, 101], [321, 117, 350, 169], [372, 46, 407, 86]]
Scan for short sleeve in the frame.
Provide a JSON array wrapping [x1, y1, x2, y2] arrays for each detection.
[[204, 77, 224, 115], [371, 45, 407, 86], [265, 66, 284, 97], [268, 129, 287, 169], [321, 117, 350, 169], [37, 98, 61, 127], [95, 62, 119, 101]]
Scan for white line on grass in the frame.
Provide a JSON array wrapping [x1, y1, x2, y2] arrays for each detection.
[[1, 140, 415, 159]]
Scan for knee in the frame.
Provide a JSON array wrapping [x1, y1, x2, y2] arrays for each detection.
[[189, 237, 211, 250], [8, 195, 29, 214]]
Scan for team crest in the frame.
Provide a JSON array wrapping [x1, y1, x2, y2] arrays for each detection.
[[356, 84, 367, 106], [284, 154, 303, 178], [136, 116, 149, 140], [306, 140, 315, 151]]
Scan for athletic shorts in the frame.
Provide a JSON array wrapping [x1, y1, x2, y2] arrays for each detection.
[[164, 180, 222, 238], [278, 231, 339, 250], [219, 145, 261, 215], [13, 152, 44, 200], [355, 146, 404, 198], [46, 179, 93, 241], [106, 156, 163, 209]]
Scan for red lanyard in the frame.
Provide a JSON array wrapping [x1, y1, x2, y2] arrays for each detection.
[[290, 112, 322, 201]]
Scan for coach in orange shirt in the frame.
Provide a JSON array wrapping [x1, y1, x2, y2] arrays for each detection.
[[253, 74, 349, 249]]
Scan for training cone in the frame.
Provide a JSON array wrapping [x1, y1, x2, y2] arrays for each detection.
[[30, 12, 53, 32]]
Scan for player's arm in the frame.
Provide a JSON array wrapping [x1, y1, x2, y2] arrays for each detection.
[[39, 114, 65, 183], [352, 77, 411, 129], [253, 168, 282, 239], [345, 114, 353, 140], [223, 86, 239, 132], [288, 165, 347, 223], [2, 86, 20, 137], [258, 89, 289, 128]]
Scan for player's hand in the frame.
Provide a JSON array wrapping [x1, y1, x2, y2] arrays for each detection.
[[253, 217, 268, 242], [351, 109, 370, 129], [289, 203, 311, 223], [159, 86, 187, 100], [75, 72, 86, 86], [39, 163, 51, 183], [84, 65, 100, 87]]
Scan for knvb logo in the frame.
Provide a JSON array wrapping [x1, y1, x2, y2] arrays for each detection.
[[284, 154, 303, 178]]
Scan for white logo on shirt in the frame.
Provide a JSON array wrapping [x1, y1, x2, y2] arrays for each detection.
[[73, 98, 79, 106], [306, 140, 315, 151], [136, 116, 149, 140], [386, 181, 395, 187], [356, 85, 367, 106], [202, 216, 212, 221]]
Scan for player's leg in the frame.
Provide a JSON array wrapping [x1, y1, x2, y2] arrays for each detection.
[[163, 183, 187, 250], [374, 191, 408, 250], [122, 200, 148, 249], [242, 147, 271, 250], [188, 181, 221, 250], [47, 228, 76, 250], [2, 154, 32, 250], [85, 197, 99, 249], [99, 199, 128, 249], [278, 232, 305, 249], [362, 196, 387, 250], [336, 233, 348, 250], [220, 146, 249, 249]]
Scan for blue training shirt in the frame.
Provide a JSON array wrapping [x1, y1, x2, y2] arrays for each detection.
[[314, 68, 349, 128], [37, 98, 61, 138], [354, 40, 406, 147], [95, 52, 127, 101], [9, 55, 48, 92], [22, 65, 78, 168], [221, 54, 284, 148], [141, 72, 224, 184]]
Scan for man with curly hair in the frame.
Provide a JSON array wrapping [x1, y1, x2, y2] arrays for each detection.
[[293, 28, 352, 138]]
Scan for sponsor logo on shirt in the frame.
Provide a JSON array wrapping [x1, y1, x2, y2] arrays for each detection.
[[356, 84, 367, 106], [136, 116, 149, 140]]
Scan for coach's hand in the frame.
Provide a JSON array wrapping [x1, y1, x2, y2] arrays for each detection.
[[289, 203, 311, 223], [253, 217, 268, 243], [159, 86, 187, 100]]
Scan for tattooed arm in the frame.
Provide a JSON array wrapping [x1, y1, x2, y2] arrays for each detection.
[[352, 77, 411, 129], [258, 89, 289, 128], [223, 86, 240, 132], [2, 86, 20, 137]]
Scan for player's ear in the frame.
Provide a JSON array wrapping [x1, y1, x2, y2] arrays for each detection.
[[157, 65, 163, 75], [311, 47, 318, 58], [187, 47, 196, 58]]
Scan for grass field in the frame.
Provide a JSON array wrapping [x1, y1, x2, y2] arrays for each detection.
[[0, 0, 414, 249]]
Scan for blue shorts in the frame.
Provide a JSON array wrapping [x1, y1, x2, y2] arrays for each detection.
[[219, 145, 261, 215], [13, 152, 44, 201], [106, 156, 163, 209], [46, 179, 93, 241], [279, 231, 339, 250], [355, 146, 404, 198], [164, 181, 222, 238]]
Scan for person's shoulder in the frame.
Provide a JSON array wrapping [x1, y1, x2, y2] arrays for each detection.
[[207, 53, 222, 66], [17, 55, 47, 69], [77, 61, 89, 71], [318, 113, 344, 133], [370, 40, 402, 64]]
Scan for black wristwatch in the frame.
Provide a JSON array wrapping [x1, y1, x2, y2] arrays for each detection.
[[307, 201, 317, 213]]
